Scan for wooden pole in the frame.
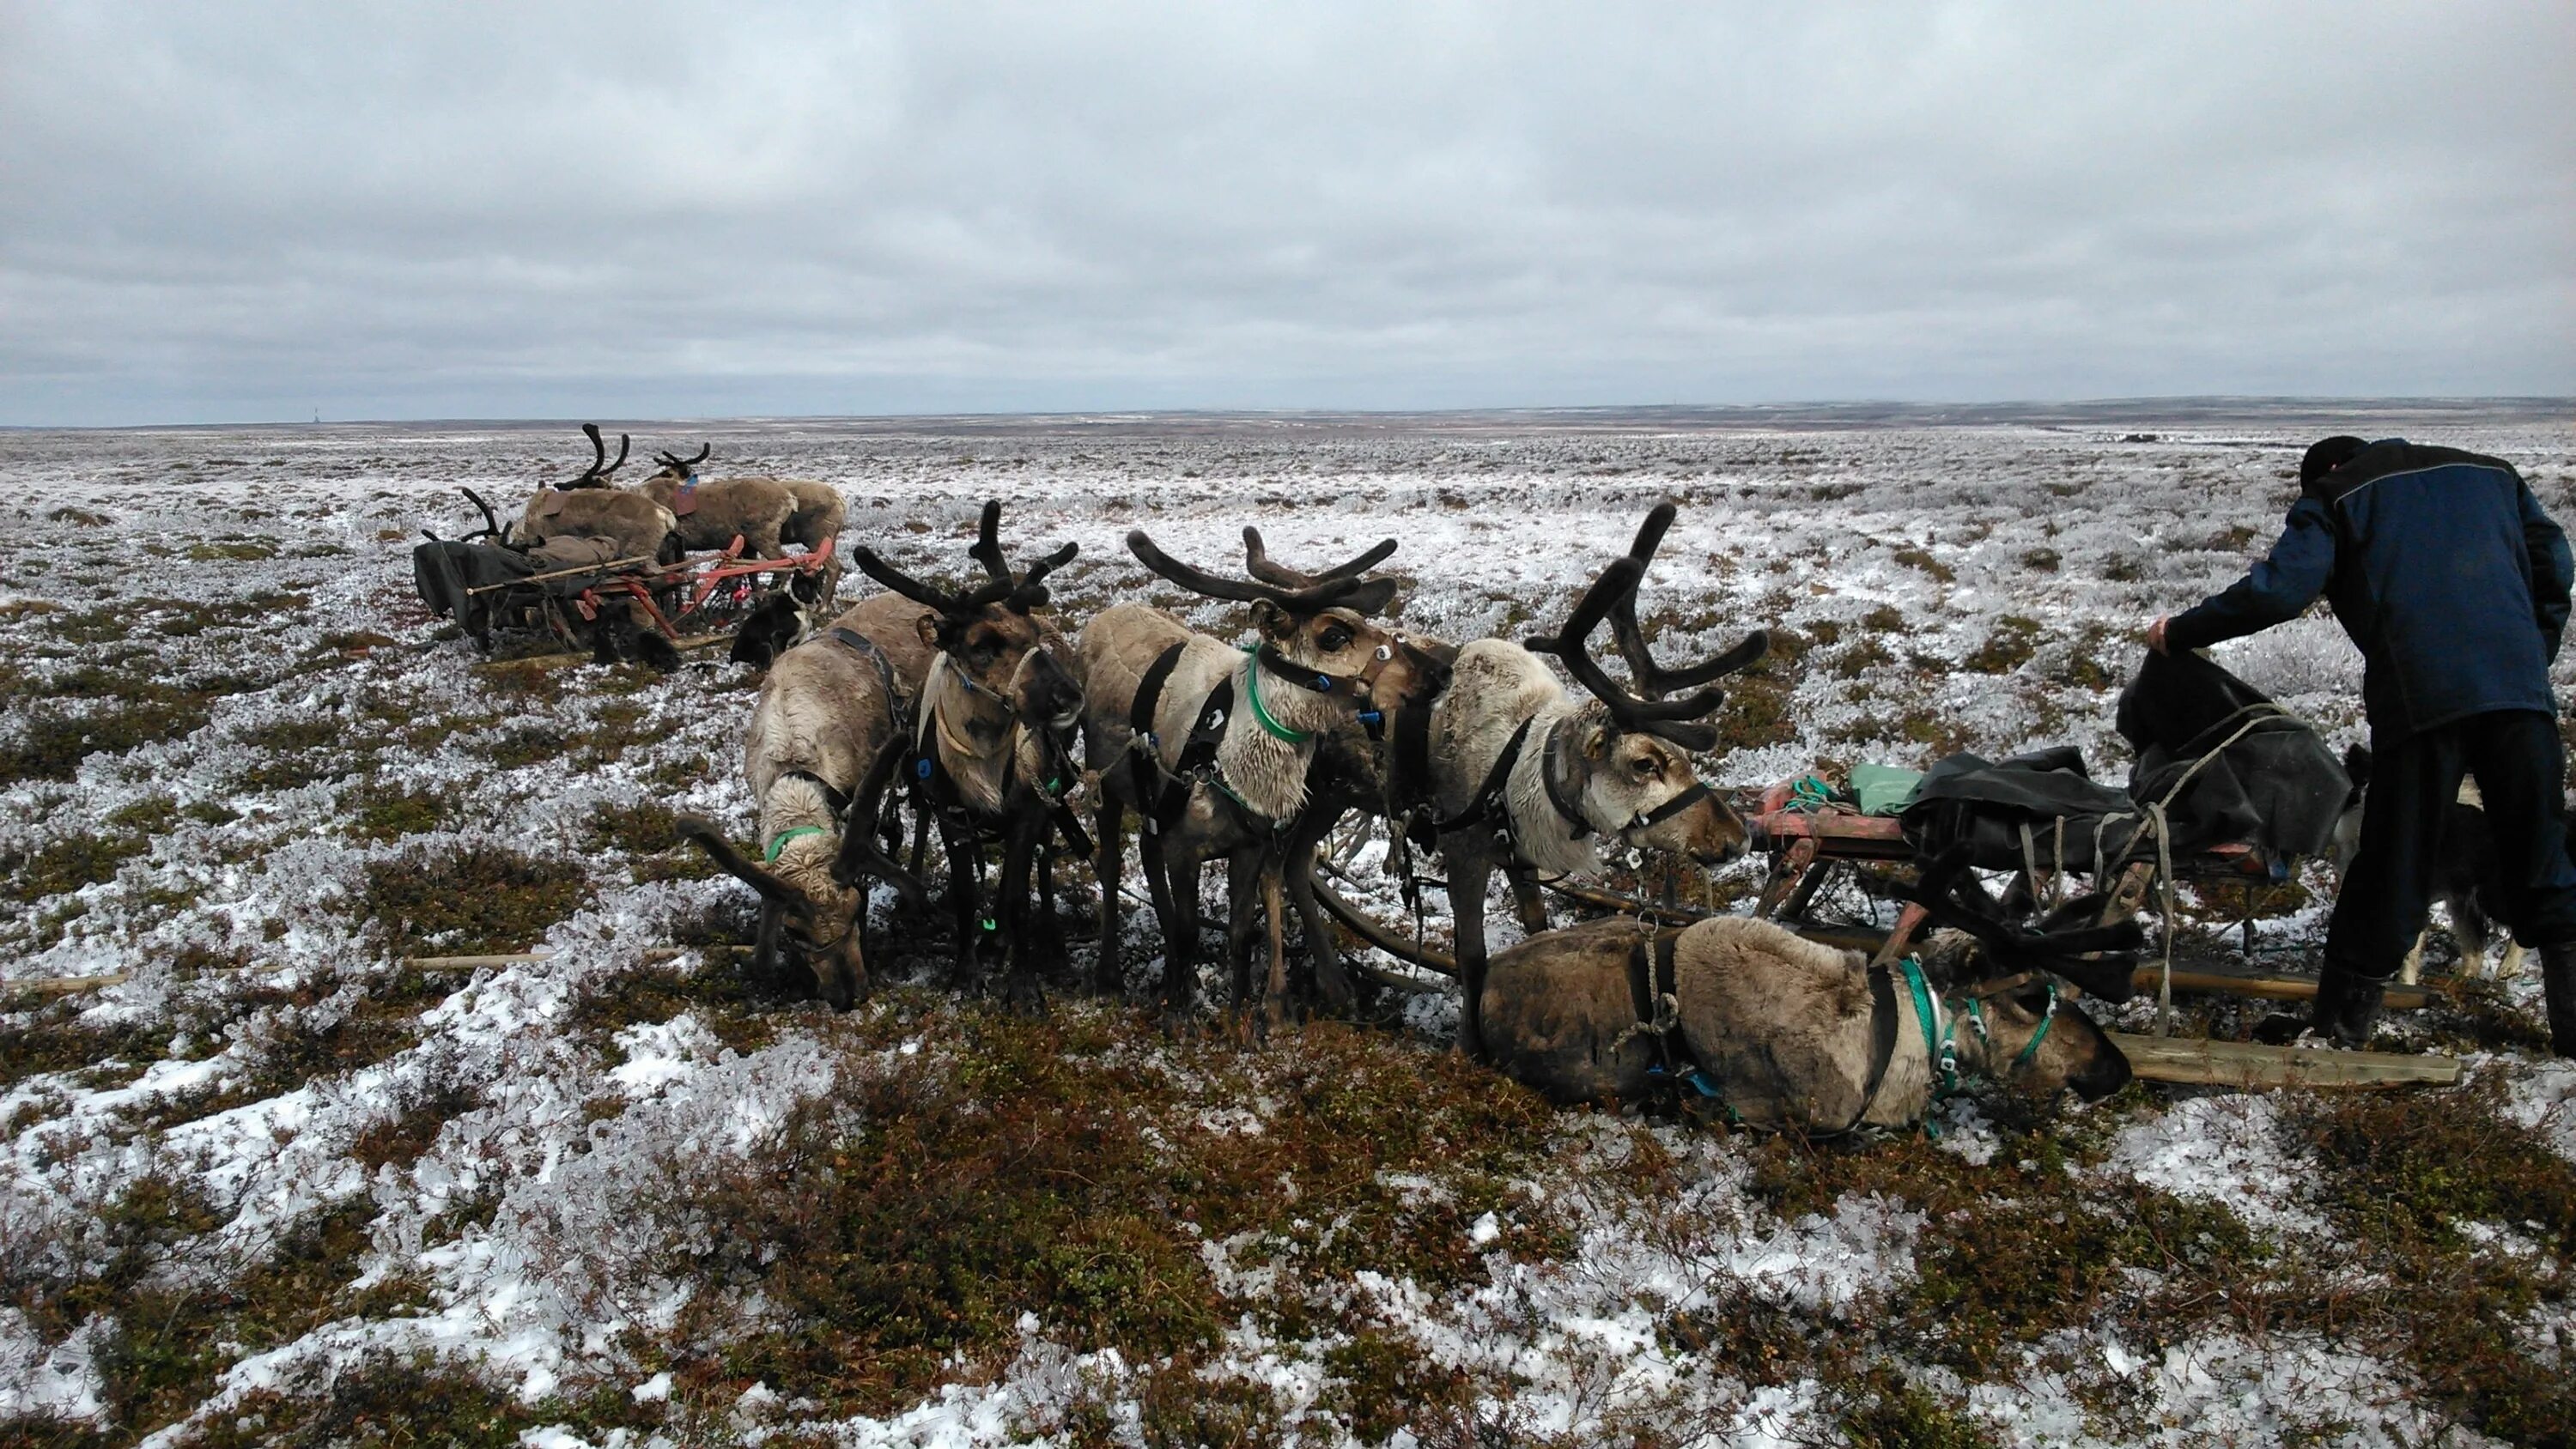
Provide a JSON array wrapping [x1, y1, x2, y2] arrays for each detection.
[[473, 632, 729, 671], [4, 973, 131, 997], [1312, 880, 1459, 977], [2107, 1033, 2461, 1090]]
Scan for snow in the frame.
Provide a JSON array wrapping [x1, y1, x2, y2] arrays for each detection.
[[1, 408, 2569, 1443]]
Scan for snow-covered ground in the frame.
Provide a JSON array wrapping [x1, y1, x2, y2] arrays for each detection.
[[1, 406, 2572, 1446]]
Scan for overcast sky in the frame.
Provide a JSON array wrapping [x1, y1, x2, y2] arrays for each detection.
[[3, 3, 2569, 426]]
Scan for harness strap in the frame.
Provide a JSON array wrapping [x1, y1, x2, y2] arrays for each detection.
[[1130, 641, 1188, 735], [824, 627, 912, 733], [765, 824, 829, 863], [1241, 646, 1311, 743], [1436, 717, 1535, 837], [1540, 719, 1592, 840], [1252, 640, 1391, 737], [1844, 963, 1902, 1134], [1631, 779, 1713, 830]]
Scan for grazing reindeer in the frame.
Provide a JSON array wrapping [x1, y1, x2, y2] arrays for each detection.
[[675, 622, 927, 1009], [1080, 530, 1450, 1030], [626, 442, 803, 562], [510, 424, 681, 562], [1481, 850, 2137, 1127], [1427, 507, 1765, 1059], [853, 502, 1087, 1006]]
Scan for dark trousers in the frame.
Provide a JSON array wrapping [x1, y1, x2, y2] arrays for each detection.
[[2325, 708, 2576, 984]]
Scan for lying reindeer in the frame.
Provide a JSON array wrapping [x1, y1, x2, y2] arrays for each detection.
[[633, 443, 844, 572], [509, 424, 681, 563], [1482, 850, 2137, 1129], [1080, 530, 1449, 1029], [1427, 505, 1765, 1058], [854, 501, 1088, 1006]]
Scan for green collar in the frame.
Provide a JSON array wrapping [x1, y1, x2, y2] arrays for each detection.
[[2012, 982, 2059, 1072], [764, 825, 829, 863], [1241, 645, 1312, 744], [1897, 957, 1965, 1138]]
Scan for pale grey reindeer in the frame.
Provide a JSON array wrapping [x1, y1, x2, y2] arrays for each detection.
[[1425, 503, 1766, 1060], [509, 424, 680, 562], [1078, 531, 1450, 1031], [1481, 850, 2138, 1130]]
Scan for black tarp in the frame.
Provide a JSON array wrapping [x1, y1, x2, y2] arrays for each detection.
[[2115, 647, 2349, 862], [1899, 651, 2350, 876], [410, 537, 626, 644]]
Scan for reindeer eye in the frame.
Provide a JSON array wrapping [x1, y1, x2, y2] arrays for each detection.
[[1319, 626, 1352, 652]]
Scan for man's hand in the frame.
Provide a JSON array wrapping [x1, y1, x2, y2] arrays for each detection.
[[2147, 616, 2170, 655]]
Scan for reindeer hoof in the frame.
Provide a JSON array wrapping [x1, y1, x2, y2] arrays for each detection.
[[1000, 974, 1047, 1016]]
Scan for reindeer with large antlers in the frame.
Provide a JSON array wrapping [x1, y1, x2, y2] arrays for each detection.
[[509, 424, 681, 562], [851, 502, 1088, 1005], [1078, 530, 1451, 1031], [1479, 846, 2137, 1126], [1425, 504, 1767, 1060], [629, 441, 830, 566]]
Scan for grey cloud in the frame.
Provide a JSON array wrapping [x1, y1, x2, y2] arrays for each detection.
[[3, 1, 2568, 424]]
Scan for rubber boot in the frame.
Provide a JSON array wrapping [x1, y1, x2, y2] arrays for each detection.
[[2315, 973, 2386, 1050], [2253, 968, 2384, 1048], [2543, 941, 2576, 1058]]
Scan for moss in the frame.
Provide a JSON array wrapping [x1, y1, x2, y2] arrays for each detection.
[[1962, 615, 2043, 676], [1857, 604, 1904, 634], [185, 539, 281, 562], [1891, 545, 1954, 584], [641, 1003, 1569, 1419], [1832, 639, 1894, 680], [1832, 1368, 1999, 1448], [357, 844, 590, 956], [3, 699, 212, 781], [2020, 547, 2062, 573], [2, 828, 151, 906], [343, 779, 458, 844]]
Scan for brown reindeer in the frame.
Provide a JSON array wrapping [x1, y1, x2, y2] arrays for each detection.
[[510, 424, 680, 562], [1429, 507, 1765, 1059], [853, 502, 1087, 1006], [627, 443, 802, 561], [1481, 851, 2138, 1128], [1078, 530, 1449, 1030]]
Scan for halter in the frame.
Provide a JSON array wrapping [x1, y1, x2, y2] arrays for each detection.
[[764, 824, 829, 863], [1899, 961, 2062, 1137], [1247, 640, 1406, 741]]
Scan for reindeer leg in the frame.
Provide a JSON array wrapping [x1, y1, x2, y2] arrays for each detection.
[[935, 813, 987, 990], [1145, 831, 1194, 1030], [1094, 801, 1127, 996], [1225, 850, 1263, 1020], [1452, 852, 1496, 1061], [1504, 860, 1549, 937], [996, 810, 1044, 1013], [1262, 864, 1290, 1040], [1287, 809, 1354, 1012], [751, 900, 783, 986]]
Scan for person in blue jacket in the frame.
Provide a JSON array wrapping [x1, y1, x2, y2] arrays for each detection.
[[2149, 435, 2576, 1052]]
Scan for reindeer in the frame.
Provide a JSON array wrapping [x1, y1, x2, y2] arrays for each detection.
[[1079, 531, 1450, 1030], [852, 502, 1088, 1006], [675, 617, 927, 1009], [1480, 849, 2137, 1129], [623, 442, 800, 561], [1427, 505, 1765, 1059], [510, 424, 681, 562]]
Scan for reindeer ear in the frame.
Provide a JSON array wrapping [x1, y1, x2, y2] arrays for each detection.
[[1582, 723, 1611, 759], [914, 612, 943, 650], [1251, 598, 1293, 641]]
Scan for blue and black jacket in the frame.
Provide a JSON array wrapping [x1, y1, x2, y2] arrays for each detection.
[[2166, 439, 2572, 742]]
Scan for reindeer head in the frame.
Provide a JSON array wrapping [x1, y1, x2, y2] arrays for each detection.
[[644, 442, 712, 488], [856, 501, 1085, 745], [671, 818, 869, 1009], [1526, 505, 1767, 864], [1127, 527, 1451, 729], [1899, 846, 2138, 1100]]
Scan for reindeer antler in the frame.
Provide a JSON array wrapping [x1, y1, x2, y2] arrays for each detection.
[[1610, 503, 1769, 700], [1128, 530, 1399, 616], [855, 500, 1078, 620], [653, 443, 713, 472], [1527, 555, 1725, 750], [566, 423, 630, 488], [1241, 527, 1399, 591]]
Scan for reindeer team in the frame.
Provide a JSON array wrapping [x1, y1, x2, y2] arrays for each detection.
[[499, 427, 2136, 1131]]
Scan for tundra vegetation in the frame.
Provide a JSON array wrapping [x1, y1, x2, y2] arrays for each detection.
[[0, 411, 2572, 1445]]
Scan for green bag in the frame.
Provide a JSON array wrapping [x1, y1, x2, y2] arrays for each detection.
[[1850, 762, 1925, 816]]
